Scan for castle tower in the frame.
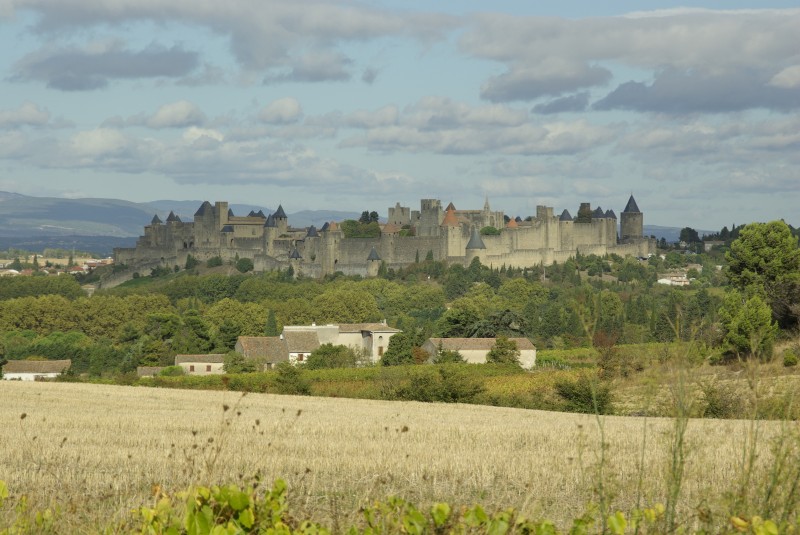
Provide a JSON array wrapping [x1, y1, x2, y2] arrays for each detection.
[[620, 195, 643, 241], [442, 204, 464, 257], [273, 204, 288, 234], [465, 226, 487, 266], [367, 246, 381, 277], [288, 246, 302, 279]]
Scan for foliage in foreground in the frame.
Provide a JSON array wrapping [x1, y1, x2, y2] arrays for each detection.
[[0, 477, 791, 535]]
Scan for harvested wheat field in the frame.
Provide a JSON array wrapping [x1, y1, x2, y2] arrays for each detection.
[[0, 381, 797, 531]]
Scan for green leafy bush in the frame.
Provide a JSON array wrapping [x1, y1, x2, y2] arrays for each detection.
[[783, 348, 798, 367], [555, 373, 613, 414], [206, 256, 223, 268]]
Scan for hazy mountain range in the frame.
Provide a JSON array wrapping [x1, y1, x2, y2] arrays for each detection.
[[0, 191, 709, 256]]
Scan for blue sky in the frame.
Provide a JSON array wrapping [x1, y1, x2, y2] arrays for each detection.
[[1, 1, 799, 230]]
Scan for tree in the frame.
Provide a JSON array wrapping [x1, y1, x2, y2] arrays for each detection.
[[726, 220, 800, 328], [236, 257, 254, 273], [486, 335, 520, 366], [679, 227, 701, 243], [306, 343, 357, 369], [224, 351, 257, 373], [264, 309, 279, 336], [381, 331, 416, 366], [433, 342, 465, 364], [719, 290, 778, 361], [185, 254, 199, 270]]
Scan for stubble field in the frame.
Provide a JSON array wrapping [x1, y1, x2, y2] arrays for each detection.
[[0, 381, 795, 531]]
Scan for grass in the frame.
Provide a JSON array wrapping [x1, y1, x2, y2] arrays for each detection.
[[2, 381, 799, 532]]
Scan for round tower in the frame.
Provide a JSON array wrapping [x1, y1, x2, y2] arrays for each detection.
[[620, 195, 643, 241]]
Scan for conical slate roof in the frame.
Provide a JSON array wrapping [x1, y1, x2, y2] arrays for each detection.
[[367, 246, 381, 261], [273, 204, 287, 218], [623, 195, 640, 213], [166, 211, 180, 223], [306, 225, 319, 238], [255, 210, 266, 219], [592, 207, 605, 218], [559, 209, 573, 221], [605, 209, 617, 219], [151, 214, 162, 225], [466, 227, 486, 250], [264, 214, 276, 227], [194, 201, 212, 217], [320, 222, 330, 232], [247, 210, 257, 217], [445, 201, 456, 211], [515, 216, 522, 223], [289, 247, 302, 260], [228, 208, 234, 217]]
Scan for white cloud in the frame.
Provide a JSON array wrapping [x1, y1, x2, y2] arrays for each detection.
[[0, 102, 50, 127], [259, 97, 303, 124], [147, 100, 206, 129], [769, 65, 800, 89]]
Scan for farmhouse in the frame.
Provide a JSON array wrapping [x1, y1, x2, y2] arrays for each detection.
[[2, 359, 71, 381], [175, 354, 225, 375], [235, 336, 289, 369], [422, 338, 537, 369]]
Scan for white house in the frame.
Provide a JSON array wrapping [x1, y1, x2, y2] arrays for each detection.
[[174, 354, 225, 375], [280, 322, 401, 365], [422, 338, 537, 369], [2, 359, 71, 380]]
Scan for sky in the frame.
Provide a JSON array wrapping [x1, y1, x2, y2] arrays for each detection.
[[0, 1, 799, 230]]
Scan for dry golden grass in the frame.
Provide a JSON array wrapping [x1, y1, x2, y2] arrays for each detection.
[[0, 381, 796, 531]]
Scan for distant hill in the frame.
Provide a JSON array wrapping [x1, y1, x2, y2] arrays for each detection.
[[644, 225, 716, 243]]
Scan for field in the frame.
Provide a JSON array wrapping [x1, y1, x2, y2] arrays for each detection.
[[1, 381, 798, 532]]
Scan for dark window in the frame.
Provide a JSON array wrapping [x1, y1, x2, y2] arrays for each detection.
[[206, 365, 211, 372], [189, 365, 195, 372]]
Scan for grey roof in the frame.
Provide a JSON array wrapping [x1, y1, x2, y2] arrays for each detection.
[[605, 209, 617, 219], [221, 225, 234, 232], [425, 338, 535, 351], [247, 210, 257, 217], [339, 323, 400, 333], [194, 201, 212, 217], [559, 209, 573, 221], [264, 214, 276, 227], [283, 331, 320, 353], [235, 336, 289, 363], [367, 246, 381, 261], [592, 207, 605, 218], [623, 195, 641, 213], [306, 225, 319, 238], [228, 208, 234, 217], [166, 211, 181, 223], [3, 359, 71, 374], [320, 222, 330, 231], [273, 204, 287, 218], [255, 210, 266, 219], [175, 354, 225, 364], [514, 216, 522, 223], [151, 214, 162, 225], [466, 227, 486, 250], [289, 247, 302, 259]]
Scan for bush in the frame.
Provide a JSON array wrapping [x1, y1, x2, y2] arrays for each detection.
[[555, 373, 613, 414], [159, 365, 185, 377], [235, 257, 254, 273], [206, 256, 223, 268], [783, 348, 798, 367], [398, 366, 485, 403], [274, 362, 310, 395], [699, 380, 743, 418]]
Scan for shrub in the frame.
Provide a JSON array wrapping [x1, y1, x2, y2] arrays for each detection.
[[159, 365, 185, 377], [206, 256, 223, 268], [783, 348, 798, 367], [274, 362, 310, 395], [699, 380, 743, 418], [235, 257, 254, 273], [555, 373, 613, 414]]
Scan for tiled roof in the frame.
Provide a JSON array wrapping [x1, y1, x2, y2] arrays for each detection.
[[320, 222, 330, 232], [3, 359, 71, 374], [283, 331, 320, 353], [273, 204, 287, 218], [194, 201, 212, 217], [236, 336, 289, 362], [328, 221, 339, 231], [426, 338, 535, 351], [174, 354, 226, 364], [559, 209, 573, 221], [367, 247, 381, 261], [256, 210, 266, 219], [445, 201, 456, 211], [515, 216, 522, 222], [151, 214, 162, 225], [623, 195, 641, 213], [381, 223, 401, 233], [228, 208, 235, 217], [605, 209, 617, 219], [441, 208, 459, 227], [289, 247, 302, 259], [306, 226, 319, 238], [339, 323, 401, 333], [592, 207, 605, 218], [166, 211, 180, 222], [264, 214, 276, 227], [506, 218, 518, 229]]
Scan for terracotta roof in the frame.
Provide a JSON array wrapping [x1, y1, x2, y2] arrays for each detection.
[[426, 338, 535, 351], [506, 219, 518, 229], [381, 223, 401, 233], [283, 331, 320, 353], [441, 208, 460, 227], [328, 221, 339, 231], [174, 354, 225, 364], [3, 359, 71, 374], [235, 336, 289, 363], [338, 323, 401, 333]]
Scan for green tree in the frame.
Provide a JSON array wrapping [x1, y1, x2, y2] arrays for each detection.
[[236, 257, 254, 273], [726, 220, 800, 328], [679, 227, 701, 243], [185, 254, 199, 270], [264, 309, 279, 336], [381, 331, 416, 366], [433, 342, 465, 364], [479, 226, 500, 236], [719, 290, 778, 361], [306, 343, 357, 369], [224, 351, 257, 373], [486, 335, 520, 366]]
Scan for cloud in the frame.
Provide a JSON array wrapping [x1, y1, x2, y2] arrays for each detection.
[[259, 97, 303, 124], [7, 0, 456, 83], [146, 101, 206, 129], [532, 92, 590, 114], [0, 102, 50, 127], [12, 42, 199, 90], [460, 9, 800, 109], [594, 67, 800, 113], [361, 67, 379, 84], [769, 65, 800, 89]]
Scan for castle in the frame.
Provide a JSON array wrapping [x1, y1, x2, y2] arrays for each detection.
[[113, 196, 655, 278]]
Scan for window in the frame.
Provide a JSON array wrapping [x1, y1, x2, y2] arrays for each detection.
[[206, 365, 212, 372], [297, 354, 304, 362], [189, 365, 195, 372]]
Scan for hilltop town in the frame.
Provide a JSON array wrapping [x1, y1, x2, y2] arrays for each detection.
[[114, 196, 655, 279]]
